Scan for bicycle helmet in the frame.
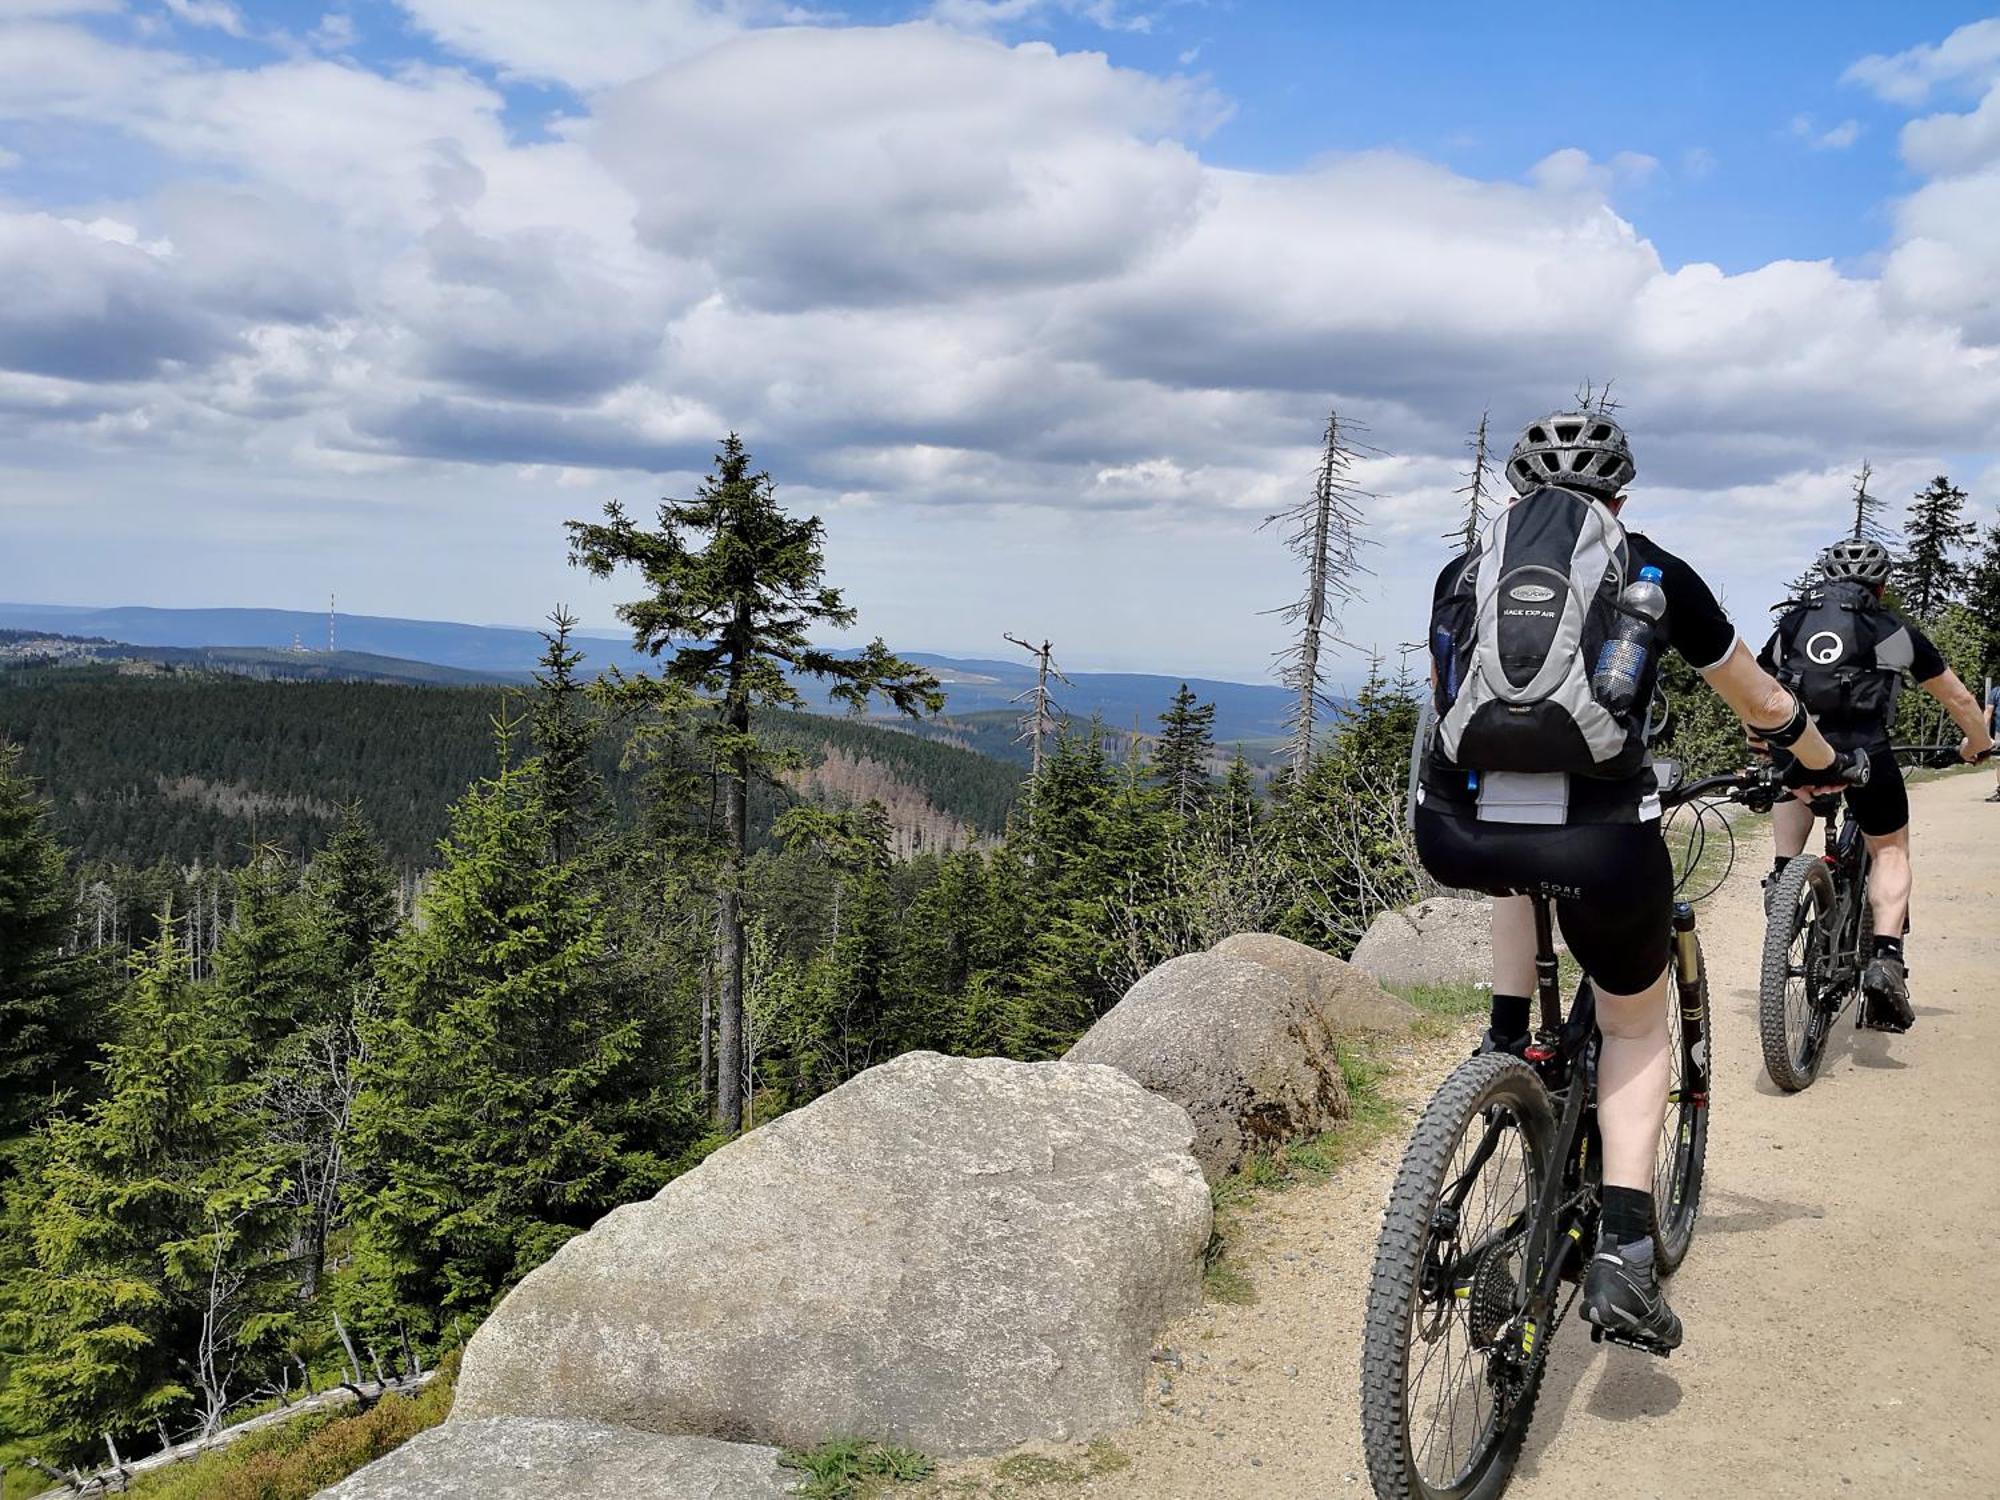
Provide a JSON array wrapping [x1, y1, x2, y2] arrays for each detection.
[[1820, 538, 1893, 588], [1504, 411, 1636, 499]]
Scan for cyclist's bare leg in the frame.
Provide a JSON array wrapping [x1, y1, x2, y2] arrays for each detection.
[[1593, 967, 1671, 1192], [1865, 825, 1911, 937], [1491, 893, 1535, 995], [1771, 795, 1813, 861]]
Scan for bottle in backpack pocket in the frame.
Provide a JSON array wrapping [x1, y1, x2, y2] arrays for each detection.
[[1591, 566, 1666, 714]]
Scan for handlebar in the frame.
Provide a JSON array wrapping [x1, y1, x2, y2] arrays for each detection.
[[1890, 742, 1996, 768], [1659, 766, 1784, 812]]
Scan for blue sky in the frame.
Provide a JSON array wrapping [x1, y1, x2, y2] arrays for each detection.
[[2, 2, 1998, 680]]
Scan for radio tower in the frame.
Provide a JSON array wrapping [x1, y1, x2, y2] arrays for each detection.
[[327, 594, 335, 654]]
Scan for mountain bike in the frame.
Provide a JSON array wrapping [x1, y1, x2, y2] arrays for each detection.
[[1757, 742, 1992, 1091], [1358, 769, 1771, 1500]]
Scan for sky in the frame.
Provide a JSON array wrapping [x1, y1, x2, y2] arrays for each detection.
[[3, 1, 2000, 685]]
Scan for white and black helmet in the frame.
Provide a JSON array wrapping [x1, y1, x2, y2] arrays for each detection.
[[1505, 411, 1636, 499], [1820, 537, 1893, 587]]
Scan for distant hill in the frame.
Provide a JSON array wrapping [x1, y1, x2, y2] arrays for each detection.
[[0, 603, 1305, 745], [0, 664, 1021, 869], [0, 630, 524, 686]]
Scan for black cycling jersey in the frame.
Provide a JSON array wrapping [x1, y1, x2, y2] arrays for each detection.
[[1756, 606, 1946, 753], [1422, 529, 1738, 825]]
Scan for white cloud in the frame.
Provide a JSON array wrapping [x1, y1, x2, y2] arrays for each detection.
[[1845, 18, 2000, 106], [163, 0, 246, 36], [1527, 147, 1659, 193], [391, 0, 757, 91], [0, 146, 19, 168], [1790, 113, 1862, 150], [928, 0, 1156, 35], [0, 12, 1998, 672]]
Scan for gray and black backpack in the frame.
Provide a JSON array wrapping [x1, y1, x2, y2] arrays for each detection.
[[1428, 486, 1649, 779], [1770, 580, 1898, 724]]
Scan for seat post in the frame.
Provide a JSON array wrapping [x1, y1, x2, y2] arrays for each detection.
[[1531, 894, 1564, 1035]]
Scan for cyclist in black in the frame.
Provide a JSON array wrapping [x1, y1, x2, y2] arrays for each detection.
[[1759, 539, 1997, 1029], [1418, 411, 1862, 1352]]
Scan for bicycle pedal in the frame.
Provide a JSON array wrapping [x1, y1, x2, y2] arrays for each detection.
[[1588, 1325, 1672, 1358]]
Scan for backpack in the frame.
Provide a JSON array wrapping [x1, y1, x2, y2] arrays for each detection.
[[1429, 486, 1648, 779], [1771, 580, 1898, 724]]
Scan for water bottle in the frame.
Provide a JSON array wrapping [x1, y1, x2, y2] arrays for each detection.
[[1592, 566, 1666, 714]]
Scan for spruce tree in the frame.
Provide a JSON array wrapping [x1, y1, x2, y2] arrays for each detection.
[[1150, 684, 1217, 821], [347, 755, 685, 1346], [1966, 515, 2000, 682], [304, 805, 399, 991], [2, 921, 290, 1453], [567, 434, 941, 1133], [1848, 460, 1894, 546], [211, 849, 315, 1055], [1896, 475, 1974, 621], [0, 741, 104, 1133], [530, 608, 604, 866]]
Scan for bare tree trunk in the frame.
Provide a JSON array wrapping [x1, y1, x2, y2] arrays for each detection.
[[331, 1305, 366, 1389], [716, 708, 749, 1135]]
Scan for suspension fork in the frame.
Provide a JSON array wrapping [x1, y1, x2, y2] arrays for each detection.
[[1671, 902, 1709, 1099]]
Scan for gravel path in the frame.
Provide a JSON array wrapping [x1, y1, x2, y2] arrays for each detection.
[[928, 770, 2000, 1499]]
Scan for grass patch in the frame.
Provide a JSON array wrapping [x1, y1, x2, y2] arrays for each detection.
[[1200, 1253, 1257, 1307], [781, 1439, 935, 1499], [989, 1442, 1131, 1486], [1394, 982, 1491, 1019], [122, 1351, 459, 1500]]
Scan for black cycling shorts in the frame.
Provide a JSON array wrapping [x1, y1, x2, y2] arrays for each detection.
[[1413, 807, 1673, 995], [1772, 746, 1909, 837]]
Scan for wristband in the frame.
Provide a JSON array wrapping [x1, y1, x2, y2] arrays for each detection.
[[1751, 697, 1810, 750]]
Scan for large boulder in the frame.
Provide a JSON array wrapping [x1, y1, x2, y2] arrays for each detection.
[[1064, 951, 1350, 1181], [453, 1052, 1209, 1460], [318, 1419, 797, 1499], [1211, 932, 1418, 1034], [1349, 895, 1508, 990]]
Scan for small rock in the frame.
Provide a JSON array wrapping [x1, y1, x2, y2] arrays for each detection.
[[1284, 1364, 1299, 1379]]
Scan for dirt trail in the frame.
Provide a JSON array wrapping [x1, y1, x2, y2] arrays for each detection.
[[938, 771, 2000, 1500]]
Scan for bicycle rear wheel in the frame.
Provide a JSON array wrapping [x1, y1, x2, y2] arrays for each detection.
[[1653, 928, 1709, 1271], [1361, 1054, 1556, 1500], [1759, 854, 1839, 1091]]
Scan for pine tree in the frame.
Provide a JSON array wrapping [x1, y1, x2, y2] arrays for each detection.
[[530, 607, 603, 866], [304, 805, 399, 991], [211, 849, 315, 1056], [2, 921, 291, 1453], [1896, 475, 1976, 622], [1150, 684, 1217, 821], [0, 741, 105, 1133], [1966, 515, 2000, 684], [567, 434, 942, 1133], [346, 755, 687, 1347]]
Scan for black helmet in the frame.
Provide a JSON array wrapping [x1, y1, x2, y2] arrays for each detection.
[[1505, 411, 1636, 499], [1821, 538, 1892, 587]]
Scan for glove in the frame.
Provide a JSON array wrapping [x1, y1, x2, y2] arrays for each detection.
[[1781, 748, 1869, 790]]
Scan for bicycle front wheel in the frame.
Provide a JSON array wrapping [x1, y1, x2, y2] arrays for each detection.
[[1759, 854, 1839, 1092], [1360, 1054, 1556, 1500]]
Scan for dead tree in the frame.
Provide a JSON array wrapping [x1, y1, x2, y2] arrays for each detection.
[[1574, 377, 1622, 415], [1262, 409, 1375, 779], [1003, 634, 1074, 785], [1449, 410, 1494, 550], [1849, 459, 1894, 545]]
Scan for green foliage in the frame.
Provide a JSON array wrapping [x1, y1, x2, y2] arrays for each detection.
[[0, 742, 106, 1133], [1149, 684, 1216, 821], [1895, 475, 1975, 622], [0, 670, 1017, 871], [345, 752, 691, 1344], [780, 1438, 935, 1499], [126, 1352, 458, 1500], [2, 923, 293, 1454], [1967, 516, 2000, 683], [1652, 650, 1743, 779]]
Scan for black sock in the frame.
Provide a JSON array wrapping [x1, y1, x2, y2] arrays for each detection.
[[1872, 935, 1904, 961], [1490, 992, 1531, 1042], [1771, 855, 1789, 881], [1600, 1186, 1653, 1254]]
